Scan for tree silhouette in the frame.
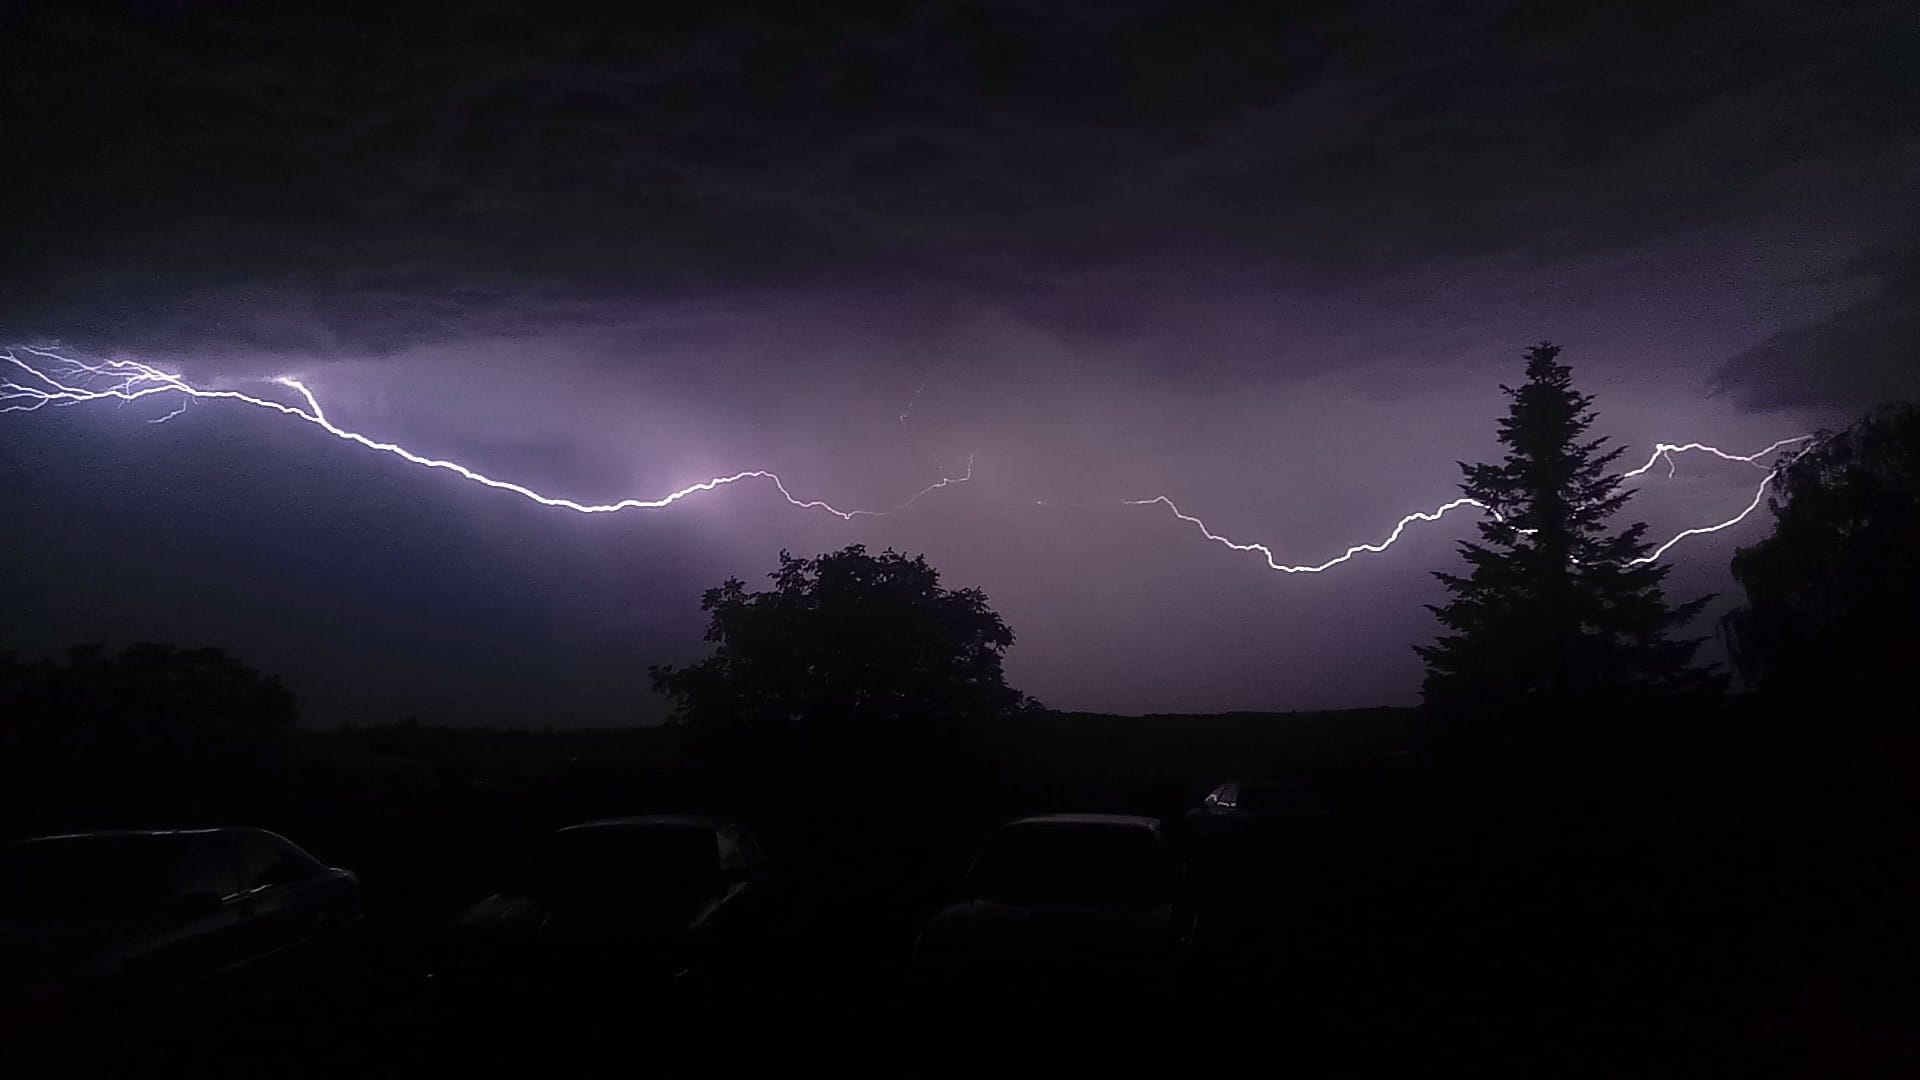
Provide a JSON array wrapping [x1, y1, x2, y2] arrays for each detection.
[[1723, 403, 1919, 711], [650, 545, 1038, 738], [1417, 343, 1723, 711], [1, 642, 297, 739], [0, 643, 298, 834]]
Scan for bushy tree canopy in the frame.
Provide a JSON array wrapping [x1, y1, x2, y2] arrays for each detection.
[[0, 643, 298, 835], [1, 642, 298, 739], [1724, 403, 1920, 708], [650, 545, 1037, 736]]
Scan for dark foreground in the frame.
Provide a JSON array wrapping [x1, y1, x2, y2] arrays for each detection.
[[8, 707, 1919, 1074]]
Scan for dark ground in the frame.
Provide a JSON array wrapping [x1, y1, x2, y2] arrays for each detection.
[[8, 704, 1920, 1074]]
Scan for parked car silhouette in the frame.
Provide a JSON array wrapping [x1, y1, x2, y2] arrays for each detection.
[[908, 814, 1194, 996], [0, 827, 361, 1043], [438, 816, 779, 997]]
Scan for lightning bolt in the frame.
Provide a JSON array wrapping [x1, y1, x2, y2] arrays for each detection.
[[898, 361, 933, 426], [1618, 436, 1818, 565], [1, 345, 972, 520], [1126, 436, 1817, 573], [4, 343, 1815, 575], [1123, 495, 1491, 575]]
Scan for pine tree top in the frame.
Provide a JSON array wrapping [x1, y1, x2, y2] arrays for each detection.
[[1418, 343, 1723, 711]]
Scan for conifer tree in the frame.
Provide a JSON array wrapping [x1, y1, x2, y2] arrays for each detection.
[[1417, 343, 1723, 709]]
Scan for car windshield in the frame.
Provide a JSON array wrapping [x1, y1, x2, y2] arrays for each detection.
[[529, 825, 720, 900], [971, 822, 1173, 906], [0, 835, 189, 921]]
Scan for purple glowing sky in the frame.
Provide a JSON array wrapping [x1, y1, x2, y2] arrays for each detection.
[[1, 3, 1914, 724]]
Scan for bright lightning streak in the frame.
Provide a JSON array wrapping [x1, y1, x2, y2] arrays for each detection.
[[1124, 495, 1490, 574], [1, 346, 972, 520], [898, 362, 933, 426], [1128, 436, 1816, 573], [4, 343, 1816, 576], [1617, 436, 1812, 480], [1625, 436, 1820, 565]]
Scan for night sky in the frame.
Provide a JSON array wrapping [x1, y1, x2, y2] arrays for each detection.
[[3, 2, 1916, 725]]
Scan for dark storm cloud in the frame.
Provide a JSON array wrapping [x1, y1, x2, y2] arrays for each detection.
[[1711, 235, 1920, 409], [5, 1, 1914, 361]]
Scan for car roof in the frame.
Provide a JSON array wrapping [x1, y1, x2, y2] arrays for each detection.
[[558, 815, 736, 833], [10, 826, 268, 846], [1003, 813, 1163, 830]]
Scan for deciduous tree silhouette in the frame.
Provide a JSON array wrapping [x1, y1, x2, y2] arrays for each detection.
[[0, 643, 298, 834], [1723, 403, 1919, 713], [651, 545, 1039, 853], [650, 545, 1037, 739], [1, 642, 296, 739], [1417, 343, 1723, 712]]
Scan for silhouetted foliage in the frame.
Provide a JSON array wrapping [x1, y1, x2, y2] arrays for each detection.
[[650, 545, 1038, 738], [648, 546, 1040, 878], [1418, 344, 1724, 712], [0, 641, 296, 738], [0, 643, 298, 836], [1723, 403, 1920, 711]]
